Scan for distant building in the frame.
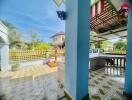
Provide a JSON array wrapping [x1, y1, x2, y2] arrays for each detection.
[[50, 32, 65, 48]]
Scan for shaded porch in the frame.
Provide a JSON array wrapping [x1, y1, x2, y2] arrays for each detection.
[[57, 67, 124, 100], [63, 0, 131, 99]]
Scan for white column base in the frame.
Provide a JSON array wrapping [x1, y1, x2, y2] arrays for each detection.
[[1, 44, 10, 71]]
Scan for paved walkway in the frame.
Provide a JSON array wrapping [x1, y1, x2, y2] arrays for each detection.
[[0, 64, 124, 100], [0, 64, 57, 100], [0, 64, 57, 79]]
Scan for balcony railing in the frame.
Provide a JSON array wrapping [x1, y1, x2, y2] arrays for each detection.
[[9, 50, 64, 61], [105, 56, 126, 76]]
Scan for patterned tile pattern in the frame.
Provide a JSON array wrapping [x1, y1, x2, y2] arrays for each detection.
[[89, 68, 124, 100], [57, 68, 124, 100], [0, 65, 58, 100], [0, 64, 124, 100]]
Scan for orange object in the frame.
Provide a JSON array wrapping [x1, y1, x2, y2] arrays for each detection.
[[47, 61, 58, 68]]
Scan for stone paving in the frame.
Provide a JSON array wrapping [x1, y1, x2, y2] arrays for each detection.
[[0, 64, 58, 100], [0, 63, 125, 100]]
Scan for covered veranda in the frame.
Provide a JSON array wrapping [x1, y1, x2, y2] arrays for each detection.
[[63, 0, 132, 100]]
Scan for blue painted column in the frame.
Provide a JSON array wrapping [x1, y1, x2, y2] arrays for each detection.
[[124, 0, 132, 98], [65, 0, 90, 100]]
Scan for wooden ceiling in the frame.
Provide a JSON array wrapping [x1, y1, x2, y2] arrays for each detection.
[[90, 27, 127, 43], [90, 0, 128, 34]]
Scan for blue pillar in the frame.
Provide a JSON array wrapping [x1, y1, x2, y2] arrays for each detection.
[[65, 0, 90, 100], [124, 0, 132, 98]]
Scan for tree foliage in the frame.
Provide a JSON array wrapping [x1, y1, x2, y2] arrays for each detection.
[[1, 20, 53, 51], [100, 40, 109, 49], [8, 29, 22, 43], [1, 20, 23, 48], [35, 42, 51, 50], [27, 41, 51, 50], [90, 31, 97, 37], [90, 31, 98, 48], [113, 40, 127, 50], [29, 32, 39, 50], [90, 43, 95, 48], [90, 31, 109, 49], [30, 32, 38, 41]]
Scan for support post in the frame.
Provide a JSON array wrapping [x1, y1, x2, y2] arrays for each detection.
[[124, 0, 132, 99], [1, 44, 10, 71], [65, 0, 90, 99]]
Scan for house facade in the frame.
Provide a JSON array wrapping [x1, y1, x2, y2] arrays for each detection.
[[50, 32, 65, 48]]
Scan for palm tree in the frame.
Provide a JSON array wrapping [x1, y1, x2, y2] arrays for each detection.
[[1, 20, 16, 29], [30, 32, 38, 50], [8, 29, 22, 43]]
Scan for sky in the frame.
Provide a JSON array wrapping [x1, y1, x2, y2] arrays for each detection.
[[0, 0, 65, 42]]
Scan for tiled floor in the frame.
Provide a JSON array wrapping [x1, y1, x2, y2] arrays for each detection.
[[57, 68, 124, 100], [89, 68, 124, 100], [0, 64, 58, 100], [0, 64, 125, 100], [0, 64, 57, 79]]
